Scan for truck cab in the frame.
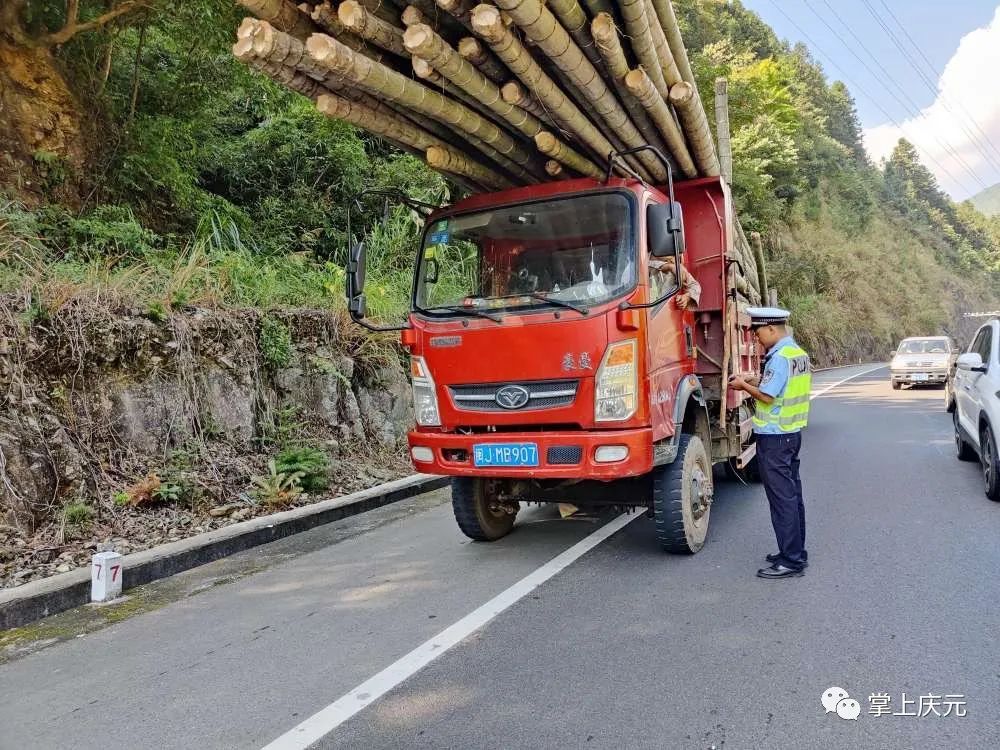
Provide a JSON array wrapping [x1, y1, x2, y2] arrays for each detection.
[[347, 172, 762, 552]]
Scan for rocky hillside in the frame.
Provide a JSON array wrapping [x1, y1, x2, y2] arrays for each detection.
[[0, 300, 411, 587]]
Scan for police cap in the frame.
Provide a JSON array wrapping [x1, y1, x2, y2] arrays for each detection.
[[747, 306, 791, 327]]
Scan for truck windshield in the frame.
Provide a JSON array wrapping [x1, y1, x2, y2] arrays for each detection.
[[414, 193, 634, 315]]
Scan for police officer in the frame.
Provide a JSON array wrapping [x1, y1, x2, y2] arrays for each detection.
[[728, 307, 812, 579]]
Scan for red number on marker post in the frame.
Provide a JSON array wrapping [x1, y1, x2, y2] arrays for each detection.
[[111, 565, 120, 582], [94, 563, 102, 579]]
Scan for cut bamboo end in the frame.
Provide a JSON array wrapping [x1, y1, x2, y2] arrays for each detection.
[[401, 5, 426, 26], [618, 0, 668, 99], [457, 36, 508, 83], [590, 12, 615, 48], [669, 81, 721, 177], [471, 4, 505, 41], [545, 159, 565, 177], [338, 0, 407, 56], [535, 131, 602, 179], [238, 0, 315, 39], [233, 36, 255, 58], [624, 68, 697, 178], [237, 16, 259, 39], [427, 145, 513, 190], [411, 56, 440, 81]]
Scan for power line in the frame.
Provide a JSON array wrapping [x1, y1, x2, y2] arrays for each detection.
[[763, 0, 982, 197], [818, 0, 1000, 176], [857, 0, 999, 186], [875, 0, 1000, 168], [808, 0, 997, 187]]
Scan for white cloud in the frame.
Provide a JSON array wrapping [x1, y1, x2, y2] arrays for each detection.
[[862, 5, 1000, 200]]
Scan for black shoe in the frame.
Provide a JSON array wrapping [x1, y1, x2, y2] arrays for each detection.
[[766, 553, 808, 567], [757, 563, 805, 579]]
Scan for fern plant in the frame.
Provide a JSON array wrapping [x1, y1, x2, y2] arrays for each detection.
[[251, 459, 304, 509]]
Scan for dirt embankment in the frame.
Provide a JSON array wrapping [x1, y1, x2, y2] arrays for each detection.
[[0, 299, 412, 587]]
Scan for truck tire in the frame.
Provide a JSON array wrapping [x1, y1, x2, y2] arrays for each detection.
[[652, 434, 713, 554], [451, 477, 518, 541], [955, 410, 977, 462], [891, 380, 901, 390]]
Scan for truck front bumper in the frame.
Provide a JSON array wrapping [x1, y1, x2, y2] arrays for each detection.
[[407, 428, 655, 480]]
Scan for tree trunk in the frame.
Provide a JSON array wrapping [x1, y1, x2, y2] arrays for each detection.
[[0, 39, 90, 207]]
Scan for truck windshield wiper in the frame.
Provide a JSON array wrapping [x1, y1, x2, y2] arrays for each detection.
[[527, 292, 589, 315], [421, 305, 504, 323]]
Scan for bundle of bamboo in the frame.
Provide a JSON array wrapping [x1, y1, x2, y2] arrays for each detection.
[[233, 0, 721, 189], [233, 0, 764, 301]]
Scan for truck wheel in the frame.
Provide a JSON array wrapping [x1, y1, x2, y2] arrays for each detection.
[[451, 478, 518, 541], [981, 425, 1000, 501], [955, 410, 977, 462], [891, 381, 901, 390], [652, 434, 713, 554]]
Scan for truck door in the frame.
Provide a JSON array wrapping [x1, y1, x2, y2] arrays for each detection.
[[644, 198, 691, 442]]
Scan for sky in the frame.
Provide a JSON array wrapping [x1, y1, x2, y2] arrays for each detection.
[[741, 0, 1000, 200]]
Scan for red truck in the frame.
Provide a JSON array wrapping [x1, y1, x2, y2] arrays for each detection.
[[347, 148, 762, 553]]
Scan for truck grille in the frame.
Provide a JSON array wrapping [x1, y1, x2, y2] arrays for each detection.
[[449, 379, 579, 412]]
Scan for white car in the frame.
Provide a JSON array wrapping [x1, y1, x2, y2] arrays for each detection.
[[952, 319, 1000, 500], [890, 336, 957, 390]]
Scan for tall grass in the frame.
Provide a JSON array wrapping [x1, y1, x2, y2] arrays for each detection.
[[0, 199, 423, 319]]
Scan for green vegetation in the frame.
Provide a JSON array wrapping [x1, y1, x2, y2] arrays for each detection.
[[274, 446, 331, 493], [259, 317, 293, 370], [1, 1, 999, 359], [63, 502, 94, 527], [969, 183, 1000, 217], [678, 1, 1000, 352], [250, 459, 304, 509]]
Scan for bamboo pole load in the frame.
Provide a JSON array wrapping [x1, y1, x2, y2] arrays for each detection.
[[233, 0, 724, 189]]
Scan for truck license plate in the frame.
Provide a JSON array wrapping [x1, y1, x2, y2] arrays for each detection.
[[914, 373, 929, 381], [473, 443, 539, 467]]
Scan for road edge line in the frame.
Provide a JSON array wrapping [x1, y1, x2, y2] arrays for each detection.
[[260, 510, 642, 750], [811, 364, 887, 398], [0, 473, 449, 631]]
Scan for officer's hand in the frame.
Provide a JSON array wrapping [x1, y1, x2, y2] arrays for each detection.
[[728, 375, 747, 391]]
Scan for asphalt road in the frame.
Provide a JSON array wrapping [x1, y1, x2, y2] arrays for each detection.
[[2, 364, 998, 749]]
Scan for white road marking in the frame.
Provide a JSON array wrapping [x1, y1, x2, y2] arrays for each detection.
[[263, 363, 882, 749], [811, 364, 886, 398], [260, 511, 641, 750]]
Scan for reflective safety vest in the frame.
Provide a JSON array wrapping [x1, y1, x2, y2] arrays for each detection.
[[752, 343, 812, 432]]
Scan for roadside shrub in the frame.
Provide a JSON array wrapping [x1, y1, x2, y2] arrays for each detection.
[[260, 316, 292, 369], [250, 459, 303, 509], [274, 445, 330, 492], [63, 502, 94, 526]]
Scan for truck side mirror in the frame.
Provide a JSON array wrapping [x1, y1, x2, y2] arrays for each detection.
[[647, 202, 685, 257], [346, 240, 367, 319]]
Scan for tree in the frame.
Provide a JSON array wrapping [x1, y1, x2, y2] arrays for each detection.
[[826, 81, 866, 165], [0, 1, 159, 205]]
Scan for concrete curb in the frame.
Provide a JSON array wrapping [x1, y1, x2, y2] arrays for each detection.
[[1, 473, 449, 631]]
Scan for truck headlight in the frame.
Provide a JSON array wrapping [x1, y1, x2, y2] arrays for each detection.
[[595, 340, 637, 422], [410, 356, 441, 426]]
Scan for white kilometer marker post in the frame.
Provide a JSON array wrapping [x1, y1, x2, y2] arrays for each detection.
[[91, 550, 123, 603]]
